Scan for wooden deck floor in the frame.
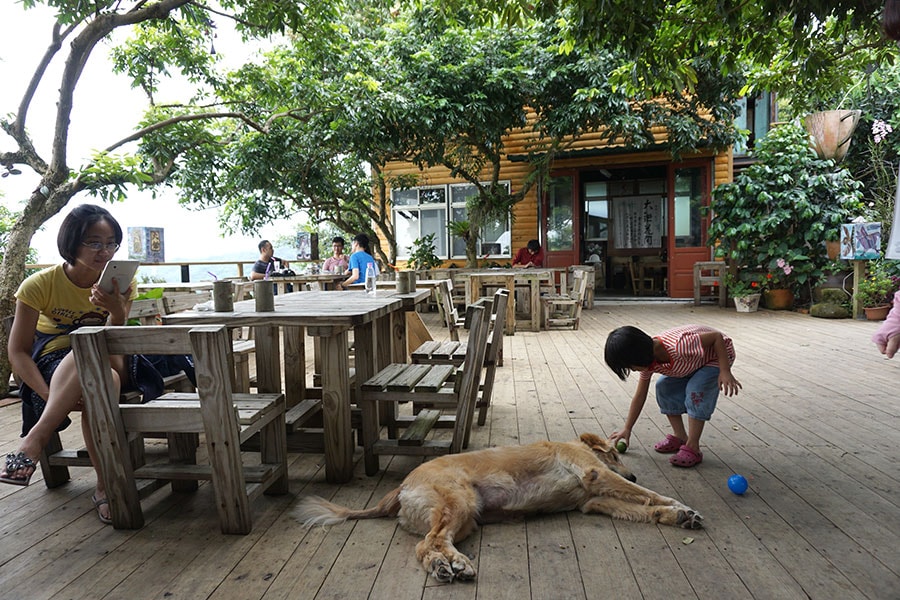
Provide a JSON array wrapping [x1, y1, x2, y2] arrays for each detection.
[[1, 302, 897, 600]]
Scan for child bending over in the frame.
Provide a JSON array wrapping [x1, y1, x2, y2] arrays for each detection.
[[604, 324, 741, 467]]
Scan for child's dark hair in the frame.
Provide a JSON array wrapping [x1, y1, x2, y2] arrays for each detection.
[[57, 204, 122, 265], [604, 325, 654, 381], [526, 239, 541, 252]]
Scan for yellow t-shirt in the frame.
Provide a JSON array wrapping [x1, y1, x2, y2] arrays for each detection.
[[15, 263, 138, 356]]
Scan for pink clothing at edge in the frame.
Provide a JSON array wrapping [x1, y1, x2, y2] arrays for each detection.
[[639, 324, 736, 381], [872, 300, 900, 347]]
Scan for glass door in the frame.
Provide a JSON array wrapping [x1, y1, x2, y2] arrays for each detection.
[[542, 172, 578, 268], [667, 162, 713, 298]]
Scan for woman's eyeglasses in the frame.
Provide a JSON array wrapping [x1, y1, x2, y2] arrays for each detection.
[[82, 241, 120, 252]]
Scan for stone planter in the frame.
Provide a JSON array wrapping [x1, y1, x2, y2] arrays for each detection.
[[863, 305, 891, 321], [763, 288, 795, 310], [733, 294, 761, 313], [804, 110, 860, 162]]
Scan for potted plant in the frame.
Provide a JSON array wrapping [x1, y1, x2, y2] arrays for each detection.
[[707, 120, 866, 306], [856, 263, 899, 320], [726, 273, 762, 313], [406, 233, 443, 272], [761, 257, 798, 310]]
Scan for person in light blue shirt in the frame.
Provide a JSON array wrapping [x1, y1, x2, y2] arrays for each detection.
[[341, 233, 377, 288]]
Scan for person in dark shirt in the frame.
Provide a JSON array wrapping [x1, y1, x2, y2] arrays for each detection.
[[250, 240, 289, 280], [512, 239, 544, 268]]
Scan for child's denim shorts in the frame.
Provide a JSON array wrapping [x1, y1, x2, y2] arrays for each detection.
[[655, 365, 720, 421]]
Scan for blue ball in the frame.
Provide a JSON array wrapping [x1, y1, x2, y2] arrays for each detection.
[[728, 474, 749, 495]]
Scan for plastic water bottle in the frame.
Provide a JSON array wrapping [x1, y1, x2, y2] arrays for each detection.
[[365, 262, 376, 296]]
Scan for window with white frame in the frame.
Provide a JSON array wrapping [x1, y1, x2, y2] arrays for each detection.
[[392, 182, 511, 260], [392, 186, 448, 260]]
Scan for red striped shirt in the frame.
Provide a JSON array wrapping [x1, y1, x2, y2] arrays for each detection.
[[639, 325, 735, 381]]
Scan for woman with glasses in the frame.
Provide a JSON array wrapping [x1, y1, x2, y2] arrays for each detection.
[[1, 204, 135, 524]]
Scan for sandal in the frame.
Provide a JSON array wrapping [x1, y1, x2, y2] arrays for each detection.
[[653, 434, 685, 454], [669, 445, 703, 468], [0, 451, 36, 487], [91, 494, 113, 525]]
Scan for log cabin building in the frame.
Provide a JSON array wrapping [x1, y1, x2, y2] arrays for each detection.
[[383, 93, 776, 299]]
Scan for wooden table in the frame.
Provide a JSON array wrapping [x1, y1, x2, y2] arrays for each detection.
[[163, 289, 427, 482], [458, 269, 555, 334]]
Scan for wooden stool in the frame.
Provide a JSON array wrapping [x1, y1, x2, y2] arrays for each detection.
[[693, 261, 727, 307]]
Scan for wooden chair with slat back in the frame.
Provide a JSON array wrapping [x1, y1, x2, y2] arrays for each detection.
[[410, 289, 508, 434], [542, 269, 590, 330], [437, 278, 463, 341], [358, 304, 490, 476], [70, 324, 287, 534], [3, 302, 194, 489]]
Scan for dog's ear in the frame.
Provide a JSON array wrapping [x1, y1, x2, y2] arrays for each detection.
[[580, 432, 611, 452], [579, 433, 600, 448]]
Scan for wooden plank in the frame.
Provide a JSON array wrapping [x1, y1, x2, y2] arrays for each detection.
[[431, 340, 462, 359], [284, 398, 323, 432], [361, 363, 408, 390], [414, 364, 455, 392], [385, 363, 433, 392], [398, 409, 441, 445], [410, 340, 442, 360]]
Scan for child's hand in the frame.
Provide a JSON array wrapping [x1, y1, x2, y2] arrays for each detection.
[[718, 372, 742, 396], [609, 428, 631, 446], [877, 332, 900, 358]]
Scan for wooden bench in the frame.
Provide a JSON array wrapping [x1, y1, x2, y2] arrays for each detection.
[[71, 324, 287, 534]]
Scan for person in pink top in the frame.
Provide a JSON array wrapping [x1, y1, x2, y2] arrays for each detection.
[[872, 302, 900, 358], [604, 324, 742, 468]]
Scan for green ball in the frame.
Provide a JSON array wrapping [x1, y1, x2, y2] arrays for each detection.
[[616, 440, 627, 453]]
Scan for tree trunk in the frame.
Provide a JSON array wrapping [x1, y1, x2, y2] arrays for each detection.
[[464, 222, 479, 268], [0, 212, 45, 393]]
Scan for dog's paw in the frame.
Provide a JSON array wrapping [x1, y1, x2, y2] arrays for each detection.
[[676, 509, 704, 530], [429, 556, 456, 583], [451, 554, 477, 580]]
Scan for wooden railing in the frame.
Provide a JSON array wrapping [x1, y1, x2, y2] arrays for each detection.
[[25, 259, 320, 283]]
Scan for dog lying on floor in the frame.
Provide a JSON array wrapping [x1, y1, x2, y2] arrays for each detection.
[[294, 433, 703, 583]]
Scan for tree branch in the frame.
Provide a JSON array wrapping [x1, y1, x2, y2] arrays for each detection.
[[14, 21, 77, 140], [49, 0, 194, 175], [102, 111, 265, 153]]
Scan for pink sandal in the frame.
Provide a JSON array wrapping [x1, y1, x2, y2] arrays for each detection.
[[653, 434, 685, 454], [670, 445, 703, 468]]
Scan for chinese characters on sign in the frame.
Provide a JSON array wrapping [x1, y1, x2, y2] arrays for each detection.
[[613, 196, 663, 249]]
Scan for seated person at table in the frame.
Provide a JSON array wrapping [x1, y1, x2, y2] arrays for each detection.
[[323, 236, 349, 273], [249, 240, 289, 280], [512, 239, 544, 268], [1, 205, 136, 525], [341, 233, 378, 288]]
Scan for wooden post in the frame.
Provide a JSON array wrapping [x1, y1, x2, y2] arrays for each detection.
[[852, 260, 866, 319]]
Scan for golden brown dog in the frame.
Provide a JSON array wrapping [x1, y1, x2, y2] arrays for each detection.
[[294, 433, 703, 583]]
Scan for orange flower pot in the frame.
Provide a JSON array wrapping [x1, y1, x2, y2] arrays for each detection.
[[763, 289, 795, 310]]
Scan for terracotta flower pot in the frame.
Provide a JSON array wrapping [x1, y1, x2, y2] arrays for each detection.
[[763, 289, 795, 310], [863, 305, 891, 321]]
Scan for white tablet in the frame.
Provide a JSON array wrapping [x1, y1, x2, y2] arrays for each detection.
[[97, 260, 139, 294]]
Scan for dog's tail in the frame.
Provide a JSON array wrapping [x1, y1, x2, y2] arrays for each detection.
[[295, 487, 402, 527]]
